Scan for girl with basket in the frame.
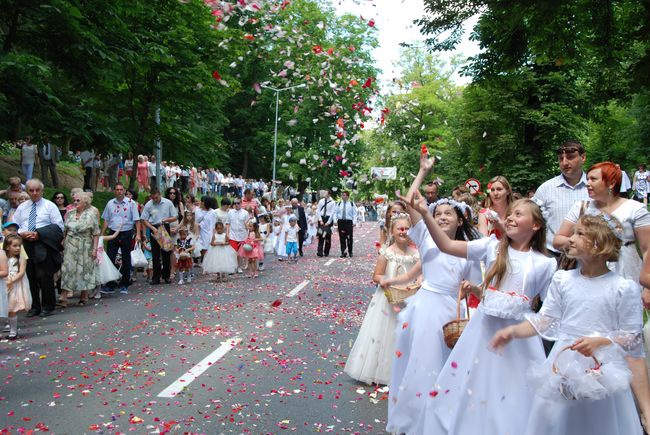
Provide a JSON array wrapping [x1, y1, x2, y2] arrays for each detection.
[[343, 214, 420, 385], [405, 194, 557, 435], [492, 212, 646, 434], [384, 152, 482, 434]]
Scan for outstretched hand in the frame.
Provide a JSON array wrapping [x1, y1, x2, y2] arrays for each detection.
[[395, 190, 428, 216], [420, 151, 435, 174]]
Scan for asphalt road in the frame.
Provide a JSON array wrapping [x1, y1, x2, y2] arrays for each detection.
[[0, 223, 388, 434]]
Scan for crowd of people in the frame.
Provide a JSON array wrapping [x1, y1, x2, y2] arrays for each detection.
[[2, 136, 650, 434], [0, 169, 375, 339], [343, 141, 650, 434]]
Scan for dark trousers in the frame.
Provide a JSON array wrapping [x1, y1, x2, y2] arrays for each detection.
[[25, 255, 57, 312], [317, 216, 331, 256], [151, 224, 171, 282], [298, 230, 305, 255], [41, 159, 59, 187], [83, 167, 93, 190], [107, 229, 133, 288], [338, 219, 354, 255], [150, 176, 157, 190]]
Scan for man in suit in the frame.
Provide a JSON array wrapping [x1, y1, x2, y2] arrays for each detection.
[[13, 178, 64, 317], [316, 189, 336, 257], [39, 136, 59, 188], [335, 191, 357, 258], [290, 197, 308, 256]]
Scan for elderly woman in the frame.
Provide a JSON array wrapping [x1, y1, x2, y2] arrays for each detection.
[[553, 161, 650, 430], [60, 192, 100, 306]]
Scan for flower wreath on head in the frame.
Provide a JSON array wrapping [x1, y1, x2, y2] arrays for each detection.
[[428, 198, 471, 218], [582, 208, 625, 240]]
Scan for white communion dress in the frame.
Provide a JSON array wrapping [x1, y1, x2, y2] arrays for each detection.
[[523, 269, 643, 435], [343, 246, 419, 385]]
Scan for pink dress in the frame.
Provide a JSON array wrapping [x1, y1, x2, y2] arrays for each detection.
[[137, 161, 149, 186], [237, 231, 264, 260]]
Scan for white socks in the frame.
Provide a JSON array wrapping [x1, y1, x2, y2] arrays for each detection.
[[9, 316, 18, 336]]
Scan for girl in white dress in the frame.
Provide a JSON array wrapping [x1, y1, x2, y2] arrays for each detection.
[[202, 221, 237, 281], [307, 205, 318, 244], [97, 233, 122, 285], [492, 212, 645, 435], [0, 246, 8, 321], [407, 196, 556, 435], [270, 218, 281, 255], [274, 210, 290, 260], [3, 236, 28, 339], [343, 214, 420, 385], [384, 198, 482, 434]]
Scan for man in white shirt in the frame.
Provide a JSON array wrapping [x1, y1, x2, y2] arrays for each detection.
[[148, 156, 158, 191], [315, 189, 337, 257], [335, 191, 358, 258], [13, 179, 64, 317], [141, 188, 177, 284], [228, 198, 250, 271], [533, 140, 589, 256], [80, 148, 94, 191]]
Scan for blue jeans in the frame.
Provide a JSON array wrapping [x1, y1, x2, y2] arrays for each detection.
[[22, 163, 34, 181]]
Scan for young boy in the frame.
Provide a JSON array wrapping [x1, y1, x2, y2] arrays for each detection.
[[285, 216, 299, 262]]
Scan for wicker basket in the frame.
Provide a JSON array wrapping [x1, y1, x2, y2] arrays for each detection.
[[551, 345, 601, 401], [442, 287, 470, 349], [383, 265, 420, 305]]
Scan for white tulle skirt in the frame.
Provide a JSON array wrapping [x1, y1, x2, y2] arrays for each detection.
[[0, 279, 7, 318], [386, 289, 458, 434], [416, 309, 545, 435], [97, 251, 122, 284], [344, 287, 398, 385], [523, 339, 641, 435], [202, 245, 237, 274]]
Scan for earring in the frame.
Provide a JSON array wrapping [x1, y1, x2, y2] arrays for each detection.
[[608, 188, 613, 196]]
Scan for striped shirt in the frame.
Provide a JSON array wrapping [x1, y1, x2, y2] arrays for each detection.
[[533, 172, 588, 253]]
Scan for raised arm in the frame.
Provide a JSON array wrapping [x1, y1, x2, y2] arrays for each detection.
[[404, 152, 435, 225], [399, 191, 468, 258]]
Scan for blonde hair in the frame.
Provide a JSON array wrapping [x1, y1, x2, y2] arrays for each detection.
[[76, 192, 92, 208], [483, 175, 513, 209], [575, 215, 622, 262], [482, 199, 548, 291], [386, 213, 411, 246]]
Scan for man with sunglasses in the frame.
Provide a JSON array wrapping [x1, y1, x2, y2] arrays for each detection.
[[533, 140, 589, 257]]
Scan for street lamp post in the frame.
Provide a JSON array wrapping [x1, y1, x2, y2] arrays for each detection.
[[261, 83, 306, 199]]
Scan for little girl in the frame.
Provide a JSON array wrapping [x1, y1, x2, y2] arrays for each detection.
[[4, 235, 31, 340], [259, 214, 272, 270], [272, 218, 284, 259], [492, 212, 645, 434], [142, 234, 153, 281], [307, 205, 318, 245], [175, 228, 195, 284], [202, 221, 237, 281], [407, 195, 557, 435], [343, 214, 420, 385], [238, 221, 264, 277]]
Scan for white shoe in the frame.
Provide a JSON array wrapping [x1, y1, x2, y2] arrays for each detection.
[[237, 268, 243, 273], [258, 264, 265, 271], [186, 276, 191, 283], [178, 279, 184, 285], [93, 292, 101, 299]]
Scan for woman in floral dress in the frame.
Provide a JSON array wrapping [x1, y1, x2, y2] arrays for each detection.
[[60, 192, 100, 306]]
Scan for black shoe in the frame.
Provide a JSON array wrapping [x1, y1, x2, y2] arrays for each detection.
[[40, 309, 54, 317], [151, 280, 161, 285], [349, 253, 353, 258], [6, 334, 18, 341], [340, 253, 347, 258], [324, 253, 329, 257], [317, 253, 323, 257], [163, 279, 172, 284], [299, 251, 303, 257], [26, 309, 40, 318]]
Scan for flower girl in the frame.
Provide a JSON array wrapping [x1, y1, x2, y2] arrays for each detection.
[[407, 195, 557, 435], [4, 235, 30, 340], [343, 213, 420, 385], [203, 221, 237, 282], [492, 212, 645, 434]]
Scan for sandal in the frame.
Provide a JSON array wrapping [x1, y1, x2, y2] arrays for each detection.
[[56, 301, 68, 308], [77, 299, 88, 306]]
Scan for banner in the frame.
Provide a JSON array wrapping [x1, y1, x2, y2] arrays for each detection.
[[370, 167, 397, 180]]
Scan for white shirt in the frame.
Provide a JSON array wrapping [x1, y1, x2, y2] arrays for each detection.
[[335, 200, 357, 221], [80, 150, 94, 168], [14, 197, 64, 232], [285, 225, 299, 242], [102, 197, 140, 232], [533, 172, 588, 252], [148, 161, 157, 176], [228, 208, 250, 241], [316, 197, 337, 224]]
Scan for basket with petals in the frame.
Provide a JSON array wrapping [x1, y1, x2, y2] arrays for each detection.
[[442, 287, 470, 349], [383, 265, 420, 304]]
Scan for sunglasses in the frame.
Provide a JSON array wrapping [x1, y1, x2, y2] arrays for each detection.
[[55, 196, 64, 199], [73, 199, 81, 203], [169, 192, 177, 195]]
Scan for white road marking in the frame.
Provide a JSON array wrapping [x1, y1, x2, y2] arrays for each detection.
[[324, 258, 336, 266], [157, 337, 241, 398], [287, 280, 310, 297]]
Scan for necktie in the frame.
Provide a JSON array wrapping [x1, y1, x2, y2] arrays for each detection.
[[28, 202, 37, 231], [342, 201, 347, 220]]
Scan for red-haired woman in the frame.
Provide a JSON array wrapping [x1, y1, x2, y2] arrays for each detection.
[[554, 161, 650, 429]]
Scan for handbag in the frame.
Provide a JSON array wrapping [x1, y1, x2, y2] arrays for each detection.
[[131, 242, 148, 268], [152, 225, 174, 252], [557, 201, 587, 270]]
